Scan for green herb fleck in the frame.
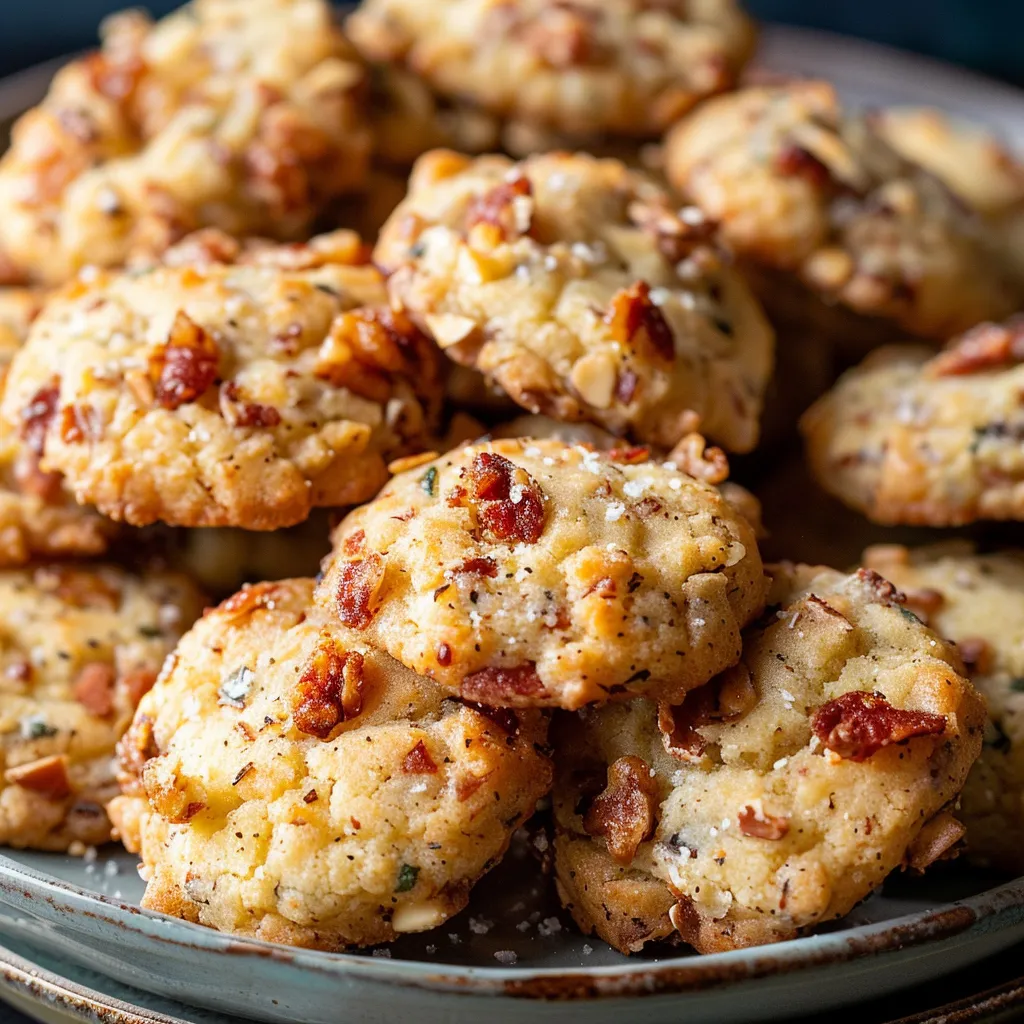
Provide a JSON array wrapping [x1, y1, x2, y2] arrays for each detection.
[[897, 605, 921, 624], [219, 665, 254, 708], [420, 467, 438, 497], [21, 717, 57, 740], [395, 863, 419, 893], [138, 624, 163, 638], [1011, 679, 1024, 693]]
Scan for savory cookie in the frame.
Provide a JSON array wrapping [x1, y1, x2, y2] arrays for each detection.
[[0, 564, 202, 851], [0, 232, 441, 529], [347, 0, 755, 138], [801, 319, 1024, 526], [110, 577, 551, 948], [553, 564, 984, 953], [376, 150, 775, 452], [0, 288, 119, 566], [870, 107, 1024, 284], [315, 438, 767, 710], [0, 0, 371, 285], [664, 82, 1020, 345], [861, 543, 1024, 873]]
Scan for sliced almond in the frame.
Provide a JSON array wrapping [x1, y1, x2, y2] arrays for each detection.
[[424, 313, 478, 350]]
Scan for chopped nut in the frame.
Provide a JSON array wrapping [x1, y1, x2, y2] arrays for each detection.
[[582, 755, 659, 864], [6, 755, 72, 799]]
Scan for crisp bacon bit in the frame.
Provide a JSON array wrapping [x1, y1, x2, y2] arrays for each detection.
[[220, 381, 281, 428], [460, 663, 547, 705], [804, 594, 855, 631], [333, 553, 385, 630], [73, 662, 116, 718], [584, 576, 617, 599], [455, 771, 493, 802], [293, 635, 365, 739], [855, 567, 906, 607], [20, 379, 60, 455], [927, 318, 1024, 378], [12, 452, 63, 502], [669, 433, 729, 484], [738, 805, 790, 840], [123, 669, 158, 707], [774, 143, 834, 188], [811, 690, 946, 762], [151, 311, 219, 410], [456, 699, 520, 735], [5, 755, 72, 799], [219, 581, 287, 620], [183, 802, 206, 821], [451, 452, 546, 545], [904, 811, 966, 872], [957, 637, 993, 676], [604, 281, 675, 361], [459, 556, 499, 577], [303, 789, 319, 804], [341, 529, 365, 557], [436, 642, 453, 667], [615, 369, 638, 404], [658, 664, 756, 761], [901, 587, 945, 626], [466, 174, 533, 243], [628, 199, 716, 263], [520, 5, 595, 67], [59, 404, 100, 444], [582, 755, 659, 864], [634, 496, 663, 519], [402, 740, 438, 775], [607, 446, 650, 465]]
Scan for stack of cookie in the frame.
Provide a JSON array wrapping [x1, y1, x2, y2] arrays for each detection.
[[0, 0, 1019, 958]]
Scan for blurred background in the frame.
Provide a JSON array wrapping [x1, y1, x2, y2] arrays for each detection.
[[0, 1, 1020, 85]]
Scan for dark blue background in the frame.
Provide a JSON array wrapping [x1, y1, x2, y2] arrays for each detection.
[[0, 1, 1019, 84]]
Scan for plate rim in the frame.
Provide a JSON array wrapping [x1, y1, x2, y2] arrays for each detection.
[[3, 847, 1024, 1000]]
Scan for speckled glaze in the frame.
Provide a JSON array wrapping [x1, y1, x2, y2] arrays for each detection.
[[2, 22, 1024, 1024]]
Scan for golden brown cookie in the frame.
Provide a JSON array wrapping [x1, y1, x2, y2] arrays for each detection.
[[0, 563, 202, 851], [664, 82, 1020, 346], [0, 232, 441, 529], [110, 577, 551, 948], [554, 564, 984, 953], [861, 543, 1024, 874], [376, 150, 775, 452], [347, 0, 755, 138], [801, 319, 1024, 526], [0, 0, 372, 285], [0, 288, 119, 566], [316, 437, 767, 710]]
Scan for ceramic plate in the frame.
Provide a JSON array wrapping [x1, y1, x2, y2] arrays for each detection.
[[2, 21, 1024, 1024]]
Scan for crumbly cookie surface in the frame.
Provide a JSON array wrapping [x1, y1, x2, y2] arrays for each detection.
[[111, 577, 551, 948], [861, 543, 1024, 874], [376, 150, 774, 452], [554, 564, 984, 953], [664, 82, 1020, 340], [0, 0, 372, 285], [0, 564, 202, 851], [0, 288, 119, 566], [347, 0, 755, 138], [801, 319, 1024, 526], [0, 232, 441, 529], [316, 438, 767, 710], [870, 107, 1024, 287]]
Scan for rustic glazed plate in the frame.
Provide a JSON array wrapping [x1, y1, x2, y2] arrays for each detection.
[[2, 21, 1024, 1024]]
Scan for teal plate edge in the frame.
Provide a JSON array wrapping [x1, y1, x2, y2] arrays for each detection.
[[2, 849, 1024, 1001]]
